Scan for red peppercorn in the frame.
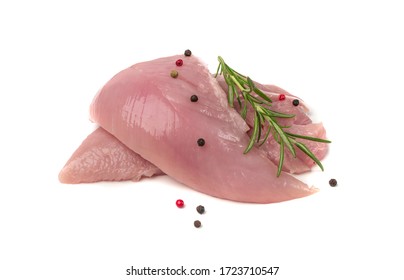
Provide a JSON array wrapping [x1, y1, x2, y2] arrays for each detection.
[[176, 59, 183, 66], [176, 199, 184, 208], [279, 94, 286, 101]]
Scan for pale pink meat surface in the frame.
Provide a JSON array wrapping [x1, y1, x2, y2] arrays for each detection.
[[60, 64, 329, 184], [59, 127, 163, 184], [89, 55, 317, 203]]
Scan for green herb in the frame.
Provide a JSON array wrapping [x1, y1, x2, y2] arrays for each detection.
[[215, 56, 331, 176]]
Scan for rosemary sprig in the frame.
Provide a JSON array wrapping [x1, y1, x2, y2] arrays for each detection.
[[215, 56, 331, 176]]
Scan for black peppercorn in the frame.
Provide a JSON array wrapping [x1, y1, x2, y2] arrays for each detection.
[[329, 178, 338, 187], [292, 99, 299, 106], [194, 220, 201, 228], [184, 49, 192, 56], [196, 205, 205, 214], [190, 95, 198, 102], [197, 138, 205, 146]]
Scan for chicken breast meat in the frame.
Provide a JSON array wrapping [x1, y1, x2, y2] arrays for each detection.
[[60, 54, 329, 203]]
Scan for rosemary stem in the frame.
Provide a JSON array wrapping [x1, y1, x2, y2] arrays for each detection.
[[216, 55, 331, 175]]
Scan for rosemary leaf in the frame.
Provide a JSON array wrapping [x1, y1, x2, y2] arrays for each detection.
[[236, 87, 242, 108], [240, 100, 247, 119], [244, 111, 260, 154], [230, 75, 244, 91], [277, 140, 285, 177], [214, 63, 222, 78], [228, 83, 235, 107], [294, 142, 324, 171], [253, 85, 272, 103], [246, 94, 271, 106], [286, 132, 332, 143], [256, 112, 263, 143], [260, 107, 295, 118], [271, 120, 296, 157], [259, 125, 272, 146]]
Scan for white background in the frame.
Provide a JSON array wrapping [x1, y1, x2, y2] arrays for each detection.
[[1, 0, 403, 279]]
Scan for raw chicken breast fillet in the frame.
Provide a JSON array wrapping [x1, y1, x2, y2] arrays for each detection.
[[88, 54, 317, 203], [59, 127, 163, 183]]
